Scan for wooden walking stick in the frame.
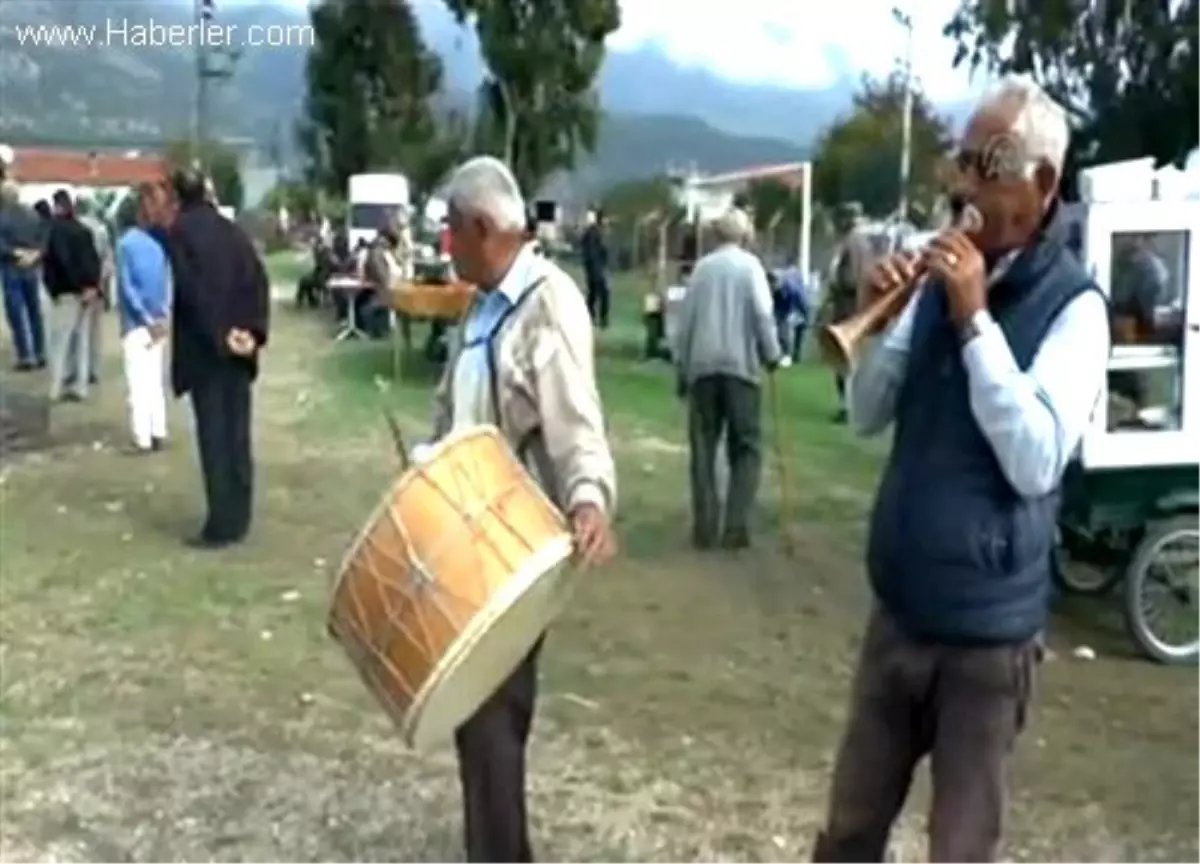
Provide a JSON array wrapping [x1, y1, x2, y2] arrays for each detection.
[[768, 372, 796, 555], [373, 375, 410, 471]]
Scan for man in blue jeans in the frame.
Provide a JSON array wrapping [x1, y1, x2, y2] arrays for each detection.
[[0, 181, 47, 371]]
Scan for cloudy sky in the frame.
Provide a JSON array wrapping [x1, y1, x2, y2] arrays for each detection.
[[609, 0, 982, 100], [276, 0, 986, 102]]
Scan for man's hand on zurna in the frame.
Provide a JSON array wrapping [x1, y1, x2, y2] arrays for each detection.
[[862, 251, 920, 310], [569, 502, 615, 567], [925, 231, 986, 323]]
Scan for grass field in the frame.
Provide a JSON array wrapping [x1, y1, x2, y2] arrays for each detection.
[[0, 252, 1196, 862]]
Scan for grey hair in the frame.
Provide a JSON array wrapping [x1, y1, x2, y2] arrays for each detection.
[[712, 207, 753, 244], [980, 73, 1070, 176], [0, 179, 18, 204], [445, 156, 527, 231]]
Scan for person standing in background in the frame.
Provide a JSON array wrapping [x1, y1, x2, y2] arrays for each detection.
[[116, 183, 172, 454], [0, 181, 47, 370], [71, 196, 114, 387], [167, 168, 270, 549], [580, 208, 610, 328], [674, 208, 781, 550], [819, 201, 875, 423], [771, 266, 811, 367], [43, 189, 101, 402]]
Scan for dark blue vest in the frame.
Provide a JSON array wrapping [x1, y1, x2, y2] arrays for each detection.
[[867, 207, 1097, 645]]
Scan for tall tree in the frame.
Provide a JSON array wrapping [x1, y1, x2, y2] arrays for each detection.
[[299, 0, 444, 197], [164, 139, 245, 210], [443, 0, 620, 197], [944, 0, 1198, 174], [811, 73, 955, 224]]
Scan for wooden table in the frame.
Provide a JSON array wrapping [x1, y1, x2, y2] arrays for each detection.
[[327, 275, 371, 341], [387, 280, 477, 378]]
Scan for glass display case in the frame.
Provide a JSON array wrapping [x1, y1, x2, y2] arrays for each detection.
[[1080, 201, 1200, 469]]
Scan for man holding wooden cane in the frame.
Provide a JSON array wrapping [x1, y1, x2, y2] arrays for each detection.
[[673, 207, 782, 550]]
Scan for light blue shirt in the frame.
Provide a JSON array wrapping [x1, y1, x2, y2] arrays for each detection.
[[847, 287, 1110, 499], [116, 225, 171, 334], [451, 244, 539, 429]]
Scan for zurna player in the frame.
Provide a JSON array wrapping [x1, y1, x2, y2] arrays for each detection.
[[813, 74, 1110, 862], [428, 156, 617, 862]]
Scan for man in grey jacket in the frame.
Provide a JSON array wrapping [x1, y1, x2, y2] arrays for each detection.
[[674, 207, 781, 549]]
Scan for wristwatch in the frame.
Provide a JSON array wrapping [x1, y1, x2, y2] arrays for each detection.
[[956, 312, 984, 346]]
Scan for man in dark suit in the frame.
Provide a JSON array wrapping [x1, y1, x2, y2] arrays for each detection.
[[166, 168, 270, 549], [580, 208, 610, 328]]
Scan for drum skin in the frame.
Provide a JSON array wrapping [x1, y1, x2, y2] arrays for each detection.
[[328, 425, 571, 747]]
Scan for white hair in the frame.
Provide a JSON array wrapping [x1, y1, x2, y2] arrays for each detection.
[[980, 73, 1070, 176], [712, 207, 753, 244], [445, 155, 527, 231]]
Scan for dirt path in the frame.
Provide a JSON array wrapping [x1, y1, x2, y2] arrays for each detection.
[[0, 306, 1195, 862]]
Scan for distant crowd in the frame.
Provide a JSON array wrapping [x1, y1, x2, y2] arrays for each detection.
[[0, 170, 270, 550]]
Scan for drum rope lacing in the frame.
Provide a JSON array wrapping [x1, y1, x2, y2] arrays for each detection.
[[331, 430, 569, 717], [352, 456, 545, 660]]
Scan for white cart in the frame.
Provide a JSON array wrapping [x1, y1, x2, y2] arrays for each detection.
[[1054, 189, 1200, 664]]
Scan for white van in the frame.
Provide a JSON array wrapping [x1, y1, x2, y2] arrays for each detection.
[[347, 173, 410, 249]]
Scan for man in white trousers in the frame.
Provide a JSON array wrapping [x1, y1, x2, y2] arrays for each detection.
[[116, 183, 171, 453]]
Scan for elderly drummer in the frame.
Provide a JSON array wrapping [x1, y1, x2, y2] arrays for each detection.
[[427, 155, 617, 863]]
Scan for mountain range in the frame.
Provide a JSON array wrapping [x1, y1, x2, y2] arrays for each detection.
[[0, 0, 970, 193]]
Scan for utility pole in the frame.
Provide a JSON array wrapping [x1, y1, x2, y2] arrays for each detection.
[[893, 6, 914, 225], [192, 0, 239, 170]]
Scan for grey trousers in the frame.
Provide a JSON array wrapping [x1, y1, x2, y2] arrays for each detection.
[[686, 374, 762, 547], [814, 609, 1040, 863], [65, 300, 102, 381], [47, 296, 94, 400]]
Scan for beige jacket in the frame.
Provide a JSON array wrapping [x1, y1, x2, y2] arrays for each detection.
[[431, 251, 617, 516]]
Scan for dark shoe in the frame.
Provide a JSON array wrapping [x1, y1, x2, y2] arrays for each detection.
[[185, 533, 239, 550], [721, 531, 751, 550], [34, 357, 46, 369], [832, 408, 848, 424], [14, 360, 34, 372], [88, 375, 99, 385], [691, 531, 716, 550], [151, 437, 167, 452], [59, 392, 84, 403]]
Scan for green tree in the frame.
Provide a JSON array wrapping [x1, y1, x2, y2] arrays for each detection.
[[811, 73, 954, 224], [299, 0, 444, 197], [406, 112, 469, 220], [944, 0, 1198, 173], [164, 139, 245, 210], [443, 0, 620, 196], [743, 178, 805, 234], [262, 179, 320, 221], [597, 175, 678, 269], [600, 175, 676, 225]]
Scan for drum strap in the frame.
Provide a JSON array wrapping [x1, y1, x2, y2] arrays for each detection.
[[483, 276, 548, 426]]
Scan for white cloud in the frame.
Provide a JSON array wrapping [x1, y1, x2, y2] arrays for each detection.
[[280, 0, 990, 103], [610, 0, 983, 102]]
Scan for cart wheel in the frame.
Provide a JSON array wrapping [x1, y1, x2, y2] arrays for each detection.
[[1052, 544, 1122, 596], [1123, 516, 1199, 665]]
